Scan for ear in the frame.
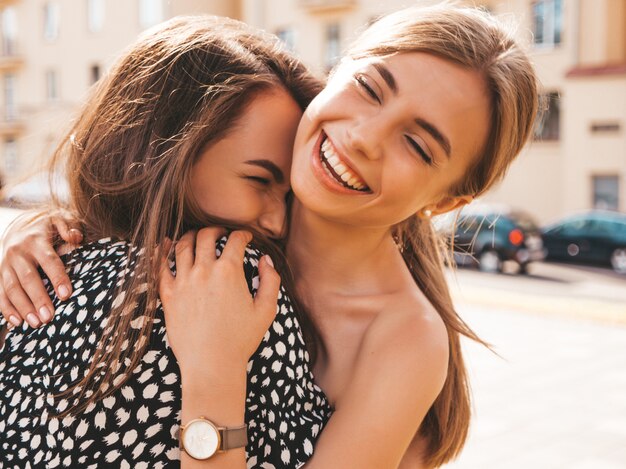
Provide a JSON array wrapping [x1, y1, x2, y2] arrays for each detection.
[[428, 195, 474, 217]]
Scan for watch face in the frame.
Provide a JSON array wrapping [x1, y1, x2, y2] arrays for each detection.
[[183, 419, 220, 460]]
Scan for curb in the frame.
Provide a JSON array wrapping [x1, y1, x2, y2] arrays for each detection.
[[450, 285, 626, 326]]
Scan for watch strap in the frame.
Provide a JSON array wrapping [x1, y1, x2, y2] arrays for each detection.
[[219, 424, 248, 451]]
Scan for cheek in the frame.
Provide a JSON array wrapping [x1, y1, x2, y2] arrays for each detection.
[[382, 162, 438, 208], [191, 177, 262, 223]]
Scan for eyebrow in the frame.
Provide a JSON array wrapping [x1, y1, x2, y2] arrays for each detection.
[[372, 62, 398, 94], [372, 62, 452, 159], [244, 159, 285, 184], [415, 118, 452, 159]]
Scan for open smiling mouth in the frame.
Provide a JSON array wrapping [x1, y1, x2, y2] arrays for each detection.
[[319, 135, 371, 192]]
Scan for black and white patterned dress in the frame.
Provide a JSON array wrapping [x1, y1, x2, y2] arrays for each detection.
[[0, 238, 331, 468]]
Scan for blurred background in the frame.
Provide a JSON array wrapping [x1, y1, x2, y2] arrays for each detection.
[[0, 0, 624, 468]]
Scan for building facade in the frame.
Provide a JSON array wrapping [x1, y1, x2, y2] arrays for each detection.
[[0, 0, 240, 184], [1, 0, 625, 223], [248, 0, 626, 223]]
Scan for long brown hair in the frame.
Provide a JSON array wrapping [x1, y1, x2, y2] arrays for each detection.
[[49, 16, 323, 411], [344, 5, 538, 467]]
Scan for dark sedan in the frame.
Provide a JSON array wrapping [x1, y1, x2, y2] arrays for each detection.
[[541, 211, 626, 274], [450, 206, 545, 273]]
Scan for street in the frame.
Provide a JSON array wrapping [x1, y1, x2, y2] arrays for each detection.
[[444, 265, 626, 469], [0, 208, 625, 468]]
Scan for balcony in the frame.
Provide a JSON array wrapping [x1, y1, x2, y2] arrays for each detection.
[[0, 40, 23, 70], [299, 0, 356, 13], [0, 114, 24, 136], [0, 53, 23, 70]]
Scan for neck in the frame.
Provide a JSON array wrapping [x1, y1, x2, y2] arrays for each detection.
[[286, 201, 402, 296]]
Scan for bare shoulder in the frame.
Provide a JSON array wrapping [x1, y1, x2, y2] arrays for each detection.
[[361, 291, 449, 395]]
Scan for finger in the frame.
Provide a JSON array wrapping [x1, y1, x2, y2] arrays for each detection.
[[2, 268, 41, 328], [174, 231, 196, 275], [194, 227, 225, 267], [158, 243, 175, 299], [0, 286, 23, 328], [11, 255, 55, 324], [219, 231, 253, 266], [51, 215, 83, 246], [254, 255, 281, 314], [32, 242, 72, 301]]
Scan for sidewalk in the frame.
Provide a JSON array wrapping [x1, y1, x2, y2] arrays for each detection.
[[442, 303, 626, 469], [447, 263, 626, 325]]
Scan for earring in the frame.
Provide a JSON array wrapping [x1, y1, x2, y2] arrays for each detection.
[[422, 209, 432, 218]]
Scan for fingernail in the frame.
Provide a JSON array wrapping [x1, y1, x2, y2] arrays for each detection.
[[58, 285, 70, 299], [264, 255, 274, 268], [69, 228, 83, 239], [26, 313, 41, 328], [8, 315, 22, 327], [39, 306, 52, 322]]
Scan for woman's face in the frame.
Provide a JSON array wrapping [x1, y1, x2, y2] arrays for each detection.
[[191, 88, 303, 238], [291, 52, 492, 227]]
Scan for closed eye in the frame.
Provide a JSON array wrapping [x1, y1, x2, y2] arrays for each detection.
[[245, 176, 271, 186], [355, 74, 381, 104], [405, 136, 433, 165]]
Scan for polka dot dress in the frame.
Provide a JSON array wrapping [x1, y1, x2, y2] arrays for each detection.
[[0, 238, 331, 468]]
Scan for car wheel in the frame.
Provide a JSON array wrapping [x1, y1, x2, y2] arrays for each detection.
[[610, 248, 626, 274], [479, 250, 501, 273]]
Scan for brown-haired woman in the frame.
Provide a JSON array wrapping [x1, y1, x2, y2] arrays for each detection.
[[0, 15, 331, 469], [0, 4, 539, 468]]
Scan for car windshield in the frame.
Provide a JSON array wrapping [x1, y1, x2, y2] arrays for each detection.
[[508, 212, 539, 231]]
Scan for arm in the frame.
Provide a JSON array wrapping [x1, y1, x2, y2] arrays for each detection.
[[0, 209, 82, 328], [158, 228, 281, 468], [306, 310, 449, 469]]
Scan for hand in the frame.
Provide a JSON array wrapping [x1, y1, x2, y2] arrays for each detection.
[[0, 209, 83, 328], [159, 228, 281, 385]]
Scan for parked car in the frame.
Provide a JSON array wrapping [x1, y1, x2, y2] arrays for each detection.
[[541, 211, 626, 274], [448, 204, 545, 273]]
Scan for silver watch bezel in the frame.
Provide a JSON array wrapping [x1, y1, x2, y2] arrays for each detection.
[[181, 418, 221, 460]]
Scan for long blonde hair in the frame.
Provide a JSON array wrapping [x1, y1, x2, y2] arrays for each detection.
[[345, 5, 538, 467]]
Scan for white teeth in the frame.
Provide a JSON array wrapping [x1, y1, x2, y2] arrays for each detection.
[[320, 136, 368, 191], [327, 155, 340, 166]]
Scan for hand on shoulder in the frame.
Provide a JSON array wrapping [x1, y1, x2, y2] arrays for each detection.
[[158, 228, 281, 387]]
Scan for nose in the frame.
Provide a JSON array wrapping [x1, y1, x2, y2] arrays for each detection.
[[258, 197, 287, 239], [346, 116, 385, 160]]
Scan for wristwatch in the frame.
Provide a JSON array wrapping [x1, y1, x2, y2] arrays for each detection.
[[180, 417, 248, 460]]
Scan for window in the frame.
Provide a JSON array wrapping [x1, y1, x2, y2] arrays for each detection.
[[1, 8, 18, 55], [593, 175, 619, 211], [3, 137, 17, 175], [139, 0, 164, 29], [325, 23, 341, 71], [590, 122, 621, 134], [43, 2, 60, 41], [557, 218, 590, 236], [87, 0, 105, 32], [46, 70, 58, 101], [534, 91, 560, 141], [275, 28, 295, 52], [4, 73, 16, 120], [90, 64, 101, 84], [532, 0, 562, 46]]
